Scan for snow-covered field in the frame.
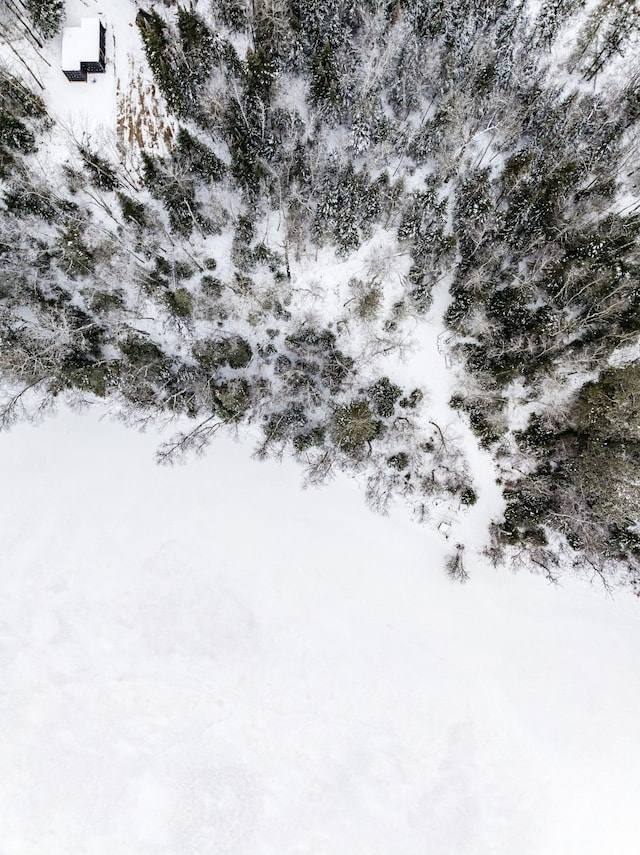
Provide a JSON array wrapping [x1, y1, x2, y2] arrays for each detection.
[[1, 409, 640, 854]]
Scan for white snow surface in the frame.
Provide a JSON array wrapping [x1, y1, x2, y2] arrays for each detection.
[[1, 409, 640, 854]]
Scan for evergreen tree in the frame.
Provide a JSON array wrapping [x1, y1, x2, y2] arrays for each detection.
[[24, 0, 64, 38]]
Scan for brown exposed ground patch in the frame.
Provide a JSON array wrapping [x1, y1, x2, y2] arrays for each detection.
[[116, 55, 175, 180]]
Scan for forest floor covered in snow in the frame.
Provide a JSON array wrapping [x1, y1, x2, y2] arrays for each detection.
[[1, 409, 639, 854]]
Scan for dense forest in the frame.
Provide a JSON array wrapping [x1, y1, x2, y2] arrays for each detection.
[[1, 0, 640, 586]]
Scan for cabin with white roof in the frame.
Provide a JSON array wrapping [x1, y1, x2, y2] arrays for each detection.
[[62, 18, 106, 82]]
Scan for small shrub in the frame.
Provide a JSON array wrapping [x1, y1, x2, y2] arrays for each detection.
[[3, 185, 57, 220], [331, 399, 380, 454], [387, 451, 409, 470], [293, 426, 326, 452], [120, 335, 165, 365], [90, 289, 125, 313], [226, 336, 253, 368], [369, 377, 402, 418], [515, 413, 557, 455], [233, 272, 254, 294], [451, 395, 502, 447], [263, 402, 308, 442], [0, 111, 35, 153], [165, 287, 193, 317], [57, 226, 95, 278], [467, 409, 502, 447], [215, 377, 250, 418], [400, 388, 423, 409], [460, 486, 478, 506], [501, 489, 552, 544], [60, 360, 118, 397], [201, 275, 223, 298], [193, 335, 252, 369], [117, 193, 147, 227], [79, 147, 119, 191], [217, 0, 247, 30], [174, 127, 225, 182], [445, 544, 469, 583], [174, 261, 194, 280], [355, 284, 381, 320]]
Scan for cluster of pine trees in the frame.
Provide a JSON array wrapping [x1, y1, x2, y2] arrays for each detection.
[[1, 0, 639, 583]]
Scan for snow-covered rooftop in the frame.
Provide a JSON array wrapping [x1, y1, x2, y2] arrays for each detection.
[[61, 17, 101, 72]]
